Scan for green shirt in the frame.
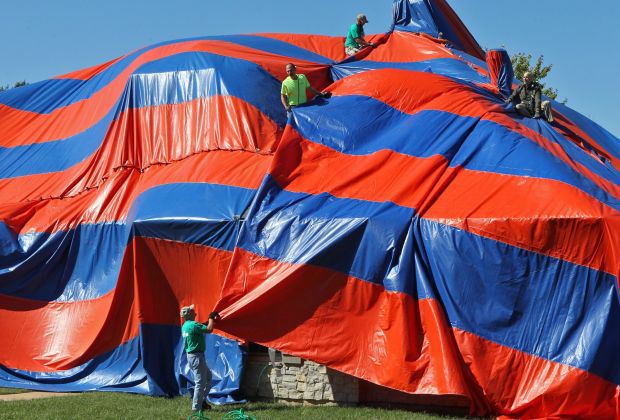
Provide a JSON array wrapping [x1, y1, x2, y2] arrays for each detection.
[[345, 23, 363, 48], [182, 320, 208, 353], [281, 74, 311, 106]]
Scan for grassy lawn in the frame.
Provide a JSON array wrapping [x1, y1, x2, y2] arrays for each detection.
[[0, 388, 29, 395], [0, 392, 466, 419]]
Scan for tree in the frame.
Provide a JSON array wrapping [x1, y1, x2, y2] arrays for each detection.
[[510, 53, 565, 102], [0, 80, 28, 93]]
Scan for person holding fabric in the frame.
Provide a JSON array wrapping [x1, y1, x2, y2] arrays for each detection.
[[180, 304, 219, 417], [280, 63, 330, 112], [506, 71, 554, 122], [345, 14, 374, 56]]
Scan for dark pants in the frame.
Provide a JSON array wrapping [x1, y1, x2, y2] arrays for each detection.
[[515, 101, 554, 122]]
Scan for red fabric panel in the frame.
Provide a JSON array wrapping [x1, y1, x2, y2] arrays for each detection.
[[332, 69, 620, 200], [257, 33, 347, 62], [0, 95, 277, 207], [0, 40, 329, 147], [0, 238, 231, 372], [269, 130, 620, 275], [433, 0, 486, 60], [0, 150, 271, 234], [362, 32, 487, 77], [214, 249, 619, 416], [55, 55, 127, 80], [455, 329, 620, 418], [485, 50, 503, 92]]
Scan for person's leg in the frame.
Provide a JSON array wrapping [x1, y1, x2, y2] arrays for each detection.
[[542, 100, 554, 122], [345, 46, 360, 56], [188, 353, 203, 412], [515, 103, 533, 118], [198, 354, 212, 409]]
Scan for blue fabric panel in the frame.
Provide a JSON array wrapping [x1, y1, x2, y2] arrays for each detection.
[[291, 96, 620, 211], [0, 35, 330, 115], [489, 49, 514, 98], [237, 177, 620, 385], [553, 101, 620, 162], [0, 52, 286, 179], [204, 335, 246, 404], [199, 34, 333, 65], [331, 58, 488, 84], [130, 51, 286, 125], [0, 49, 149, 114], [0, 105, 117, 179], [0, 324, 245, 403], [0, 183, 256, 302], [0, 333, 149, 393], [392, 0, 440, 35]]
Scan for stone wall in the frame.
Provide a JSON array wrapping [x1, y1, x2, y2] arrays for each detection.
[[241, 353, 359, 405]]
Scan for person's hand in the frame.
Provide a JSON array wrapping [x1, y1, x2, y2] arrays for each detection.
[[321, 92, 332, 99], [368, 42, 376, 48], [209, 311, 221, 321], [285, 105, 292, 112], [534, 113, 541, 119], [504, 98, 511, 104]]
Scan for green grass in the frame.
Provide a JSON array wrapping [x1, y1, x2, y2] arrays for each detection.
[[0, 388, 29, 395], [0, 392, 466, 419]]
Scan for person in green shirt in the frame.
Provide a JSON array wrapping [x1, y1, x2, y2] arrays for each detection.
[[280, 63, 331, 112], [180, 304, 219, 416], [345, 14, 374, 56]]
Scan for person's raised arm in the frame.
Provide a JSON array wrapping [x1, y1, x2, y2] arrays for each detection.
[[205, 311, 220, 333]]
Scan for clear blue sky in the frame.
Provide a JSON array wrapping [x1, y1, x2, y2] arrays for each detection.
[[1, 0, 618, 137]]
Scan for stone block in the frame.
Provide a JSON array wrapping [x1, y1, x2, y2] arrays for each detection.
[[282, 375, 296, 384], [288, 390, 303, 400]]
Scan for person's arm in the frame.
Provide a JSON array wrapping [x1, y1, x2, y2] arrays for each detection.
[[308, 85, 331, 98], [506, 85, 519, 103], [281, 83, 292, 112], [205, 311, 220, 333], [353, 26, 373, 48], [281, 93, 291, 112], [354, 36, 373, 48]]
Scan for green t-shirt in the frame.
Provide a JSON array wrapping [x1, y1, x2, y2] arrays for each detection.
[[345, 23, 363, 48], [182, 320, 208, 353], [281, 74, 311, 106]]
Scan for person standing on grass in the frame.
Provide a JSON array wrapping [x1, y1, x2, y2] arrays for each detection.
[[180, 304, 219, 417]]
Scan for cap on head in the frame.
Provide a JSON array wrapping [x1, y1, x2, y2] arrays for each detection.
[[180, 304, 195, 318], [357, 13, 369, 23]]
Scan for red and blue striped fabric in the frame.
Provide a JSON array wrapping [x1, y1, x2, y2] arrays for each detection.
[[1, 0, 618, 417]]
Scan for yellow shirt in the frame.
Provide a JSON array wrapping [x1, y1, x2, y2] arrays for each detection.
[[281, 74, 311, 106]]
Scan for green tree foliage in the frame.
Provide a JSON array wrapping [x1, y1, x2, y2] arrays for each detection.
[[0, 80, 28, 93], [510, 52, 565, 102]]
